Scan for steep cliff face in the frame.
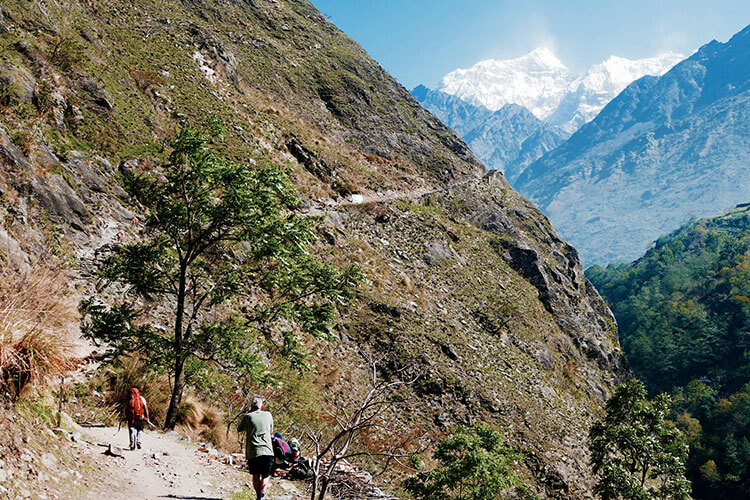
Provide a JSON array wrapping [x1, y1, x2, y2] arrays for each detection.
[[0, 0, 625, 496]]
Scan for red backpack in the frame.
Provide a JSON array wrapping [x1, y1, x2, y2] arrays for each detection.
[[126, 387, 145, 420]]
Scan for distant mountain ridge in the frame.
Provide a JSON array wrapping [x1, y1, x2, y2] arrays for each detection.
[[516, 24, 750, 265], [413, 49, 683, 183], [546, 52, 685, 133], [435, 48, 683, 133], [438, 48, 574, 120], [412, 85, 568, 182]]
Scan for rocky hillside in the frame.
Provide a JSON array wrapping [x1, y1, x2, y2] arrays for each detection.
[[516, 25, 750, 266], [0, 0, 626, 497], [412, 85, 568, 183]]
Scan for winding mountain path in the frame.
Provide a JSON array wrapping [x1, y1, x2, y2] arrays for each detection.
[[75, 425, 304, 500], [300, 174, 488, 216]]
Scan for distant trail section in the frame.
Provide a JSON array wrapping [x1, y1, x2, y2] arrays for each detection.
[[301, 174, 485, 216]]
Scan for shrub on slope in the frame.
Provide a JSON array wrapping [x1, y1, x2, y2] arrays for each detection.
[[0, 263, 75, 399]]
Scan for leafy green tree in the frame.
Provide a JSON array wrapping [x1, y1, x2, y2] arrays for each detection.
[[81, 127, 363, 428], [589, 380, 691, 500], [403, 423, 531, 500]]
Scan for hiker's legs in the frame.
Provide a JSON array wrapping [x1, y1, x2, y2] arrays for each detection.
[[249, 456, 273, 499], [259, 475, 270, 495], [251, 475, 269, 499], [136, 428, 144, 448], [128, 425, 137, 450]]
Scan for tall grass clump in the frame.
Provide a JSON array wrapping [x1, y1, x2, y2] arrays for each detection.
[[101, 356, 172, 425], [0, 264, 75, 400]]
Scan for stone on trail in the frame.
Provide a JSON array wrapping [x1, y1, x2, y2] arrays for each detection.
[[106, 444, 125, 458]]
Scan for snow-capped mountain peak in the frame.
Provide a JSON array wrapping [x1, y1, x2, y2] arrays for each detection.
[[576, 52, 684, 92], [437, 48, 575, 118], [545, 51, 684, 132], [436, 48, 685, 132], [513, 47, 567, 69]]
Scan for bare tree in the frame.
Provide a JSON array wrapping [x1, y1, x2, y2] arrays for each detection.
[[304, 361, 422, 500]]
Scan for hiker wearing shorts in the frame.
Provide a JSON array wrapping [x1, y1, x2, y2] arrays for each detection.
[[238, 396, 274, 500], [125, 386, 149, 450]]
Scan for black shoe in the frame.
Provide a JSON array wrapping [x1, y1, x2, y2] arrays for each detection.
[[137, 443, 141, 449]]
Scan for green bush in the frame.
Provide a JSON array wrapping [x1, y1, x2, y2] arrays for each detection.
[[589, 380, 691, 500], [51, 37, 87, 71], [0, 80, 22, 107], [403, 423, 532, 500], [35, 80, 53, 113]]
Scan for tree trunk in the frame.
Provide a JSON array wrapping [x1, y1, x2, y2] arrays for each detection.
[[310, 474, 318, 500], [318, 476, 330, 500], [164, 265, 188, 429], [163, 355, 187, 429]]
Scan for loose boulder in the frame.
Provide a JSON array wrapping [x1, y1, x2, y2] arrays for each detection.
[[0, 65, 35, 104]]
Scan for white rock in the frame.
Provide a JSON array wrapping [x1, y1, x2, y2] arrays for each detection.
[[41, 453, 57, 468]]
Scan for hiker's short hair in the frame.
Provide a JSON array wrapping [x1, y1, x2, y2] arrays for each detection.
[[251, 396, 263, 411]]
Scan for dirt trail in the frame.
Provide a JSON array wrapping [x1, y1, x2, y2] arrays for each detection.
[[301, 173, 486, 216], [76, 425, 304, 500]]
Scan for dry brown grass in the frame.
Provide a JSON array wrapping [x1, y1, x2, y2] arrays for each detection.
[[102, 356, 172, 425], [176, 395, 228, 449], [0, 263, 76, 399]]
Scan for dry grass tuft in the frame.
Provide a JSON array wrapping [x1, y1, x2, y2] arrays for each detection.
[[176, 396, 206, 430], [176, 396, 227, 448], [0, 263, 76, 399], [104, 356, 172, 425]]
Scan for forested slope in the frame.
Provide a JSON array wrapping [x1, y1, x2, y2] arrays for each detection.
[[588, 204, 750, 498]]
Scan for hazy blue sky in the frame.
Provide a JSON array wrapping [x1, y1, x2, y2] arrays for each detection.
[[310, 1, 750, 89]]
